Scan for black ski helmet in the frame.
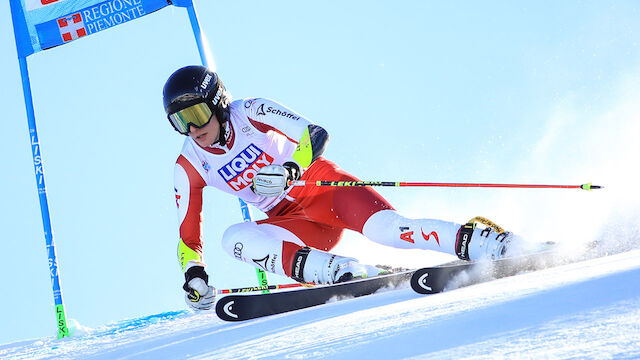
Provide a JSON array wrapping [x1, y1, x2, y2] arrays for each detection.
[[163, 65, 231, 143]]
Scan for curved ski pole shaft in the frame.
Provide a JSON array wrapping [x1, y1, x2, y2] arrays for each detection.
[[290, 181, 603, 191], [217, 282, 315, 295]]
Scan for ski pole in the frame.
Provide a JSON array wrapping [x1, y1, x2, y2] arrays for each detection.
[[217, 282, 315, 295], [290, 181, 603, 191]]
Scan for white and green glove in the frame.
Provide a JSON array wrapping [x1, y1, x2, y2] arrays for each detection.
[[251, 162, 301, 197]]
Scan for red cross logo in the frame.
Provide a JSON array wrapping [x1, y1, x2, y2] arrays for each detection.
[[57, 13, 86, 42]]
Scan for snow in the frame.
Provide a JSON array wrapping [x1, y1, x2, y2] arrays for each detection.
[[2, 249, 639, 359]]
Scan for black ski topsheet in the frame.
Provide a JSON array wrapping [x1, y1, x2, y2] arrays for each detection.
[[215, 270, 414, 322], [410, 249, 558, 294]]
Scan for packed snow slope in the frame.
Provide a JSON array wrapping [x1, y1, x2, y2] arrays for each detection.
[[2, 248, 639, 359]]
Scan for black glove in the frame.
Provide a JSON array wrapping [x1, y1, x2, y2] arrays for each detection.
[[183, 266, 215, 310]]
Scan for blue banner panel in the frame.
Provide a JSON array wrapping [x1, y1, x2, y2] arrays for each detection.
[[10, 0, 170, 57]]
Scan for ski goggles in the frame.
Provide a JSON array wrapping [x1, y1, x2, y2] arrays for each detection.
[[168, 102, 213, 135]]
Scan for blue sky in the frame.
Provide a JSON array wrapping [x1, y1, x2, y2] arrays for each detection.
[[1, 1, 639, 344]]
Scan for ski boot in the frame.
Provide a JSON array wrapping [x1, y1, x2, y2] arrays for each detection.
[[455, 217, 517, 261], [291, 247, 385, 284]]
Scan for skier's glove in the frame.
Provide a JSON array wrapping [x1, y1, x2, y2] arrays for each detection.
[[183, 266, 215, 311], [252, 162, 300, 197]]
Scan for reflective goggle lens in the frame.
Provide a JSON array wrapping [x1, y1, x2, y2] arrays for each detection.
[[168, 102, 213, 134]]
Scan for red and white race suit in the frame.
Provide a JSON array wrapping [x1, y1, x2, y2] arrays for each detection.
[[174, 98, 461, 278]]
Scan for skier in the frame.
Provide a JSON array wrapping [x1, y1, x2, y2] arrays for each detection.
[[164, 65, 518, 310]]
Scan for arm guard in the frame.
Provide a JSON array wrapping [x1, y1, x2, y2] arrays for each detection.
[[178, 238, 204, 272], [293, 124, 329, 168]]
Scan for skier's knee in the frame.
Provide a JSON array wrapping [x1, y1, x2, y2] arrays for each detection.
[[363, 210, 408, 246], [221, 222, 255, 260]]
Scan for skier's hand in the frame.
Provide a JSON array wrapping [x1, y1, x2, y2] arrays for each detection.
[[183, 266, 215, 311], [252, 163, 300, 197]]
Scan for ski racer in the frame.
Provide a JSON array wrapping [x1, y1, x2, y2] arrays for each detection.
[[164, 65, 518, 310]]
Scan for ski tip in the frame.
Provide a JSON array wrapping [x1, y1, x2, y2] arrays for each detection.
[[581, 183, 603, 191]]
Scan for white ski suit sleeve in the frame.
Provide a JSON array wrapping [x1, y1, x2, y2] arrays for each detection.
[[242, 98, 329, 168]]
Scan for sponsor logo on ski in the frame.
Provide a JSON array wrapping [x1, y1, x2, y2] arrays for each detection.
[[417, 272, 432, 291], [256, 103, 301, 121], [223, 301, 238, 319], [217, 144, 274, 191], [270, 254, 278, 273]]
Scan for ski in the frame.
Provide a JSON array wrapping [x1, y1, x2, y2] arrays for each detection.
[[215, 270, 414, 321], [410, 248, 559, 294], [215, 246, 559, 321]]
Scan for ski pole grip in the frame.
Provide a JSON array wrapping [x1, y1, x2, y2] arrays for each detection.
[[581, 183, 603, 191]]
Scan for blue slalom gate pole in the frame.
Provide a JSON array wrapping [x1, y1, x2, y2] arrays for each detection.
[[183, 0, 255, 224], [17, 56, 70, 339], [185, 3, 213, 70], [183, 1, 269, 290]]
